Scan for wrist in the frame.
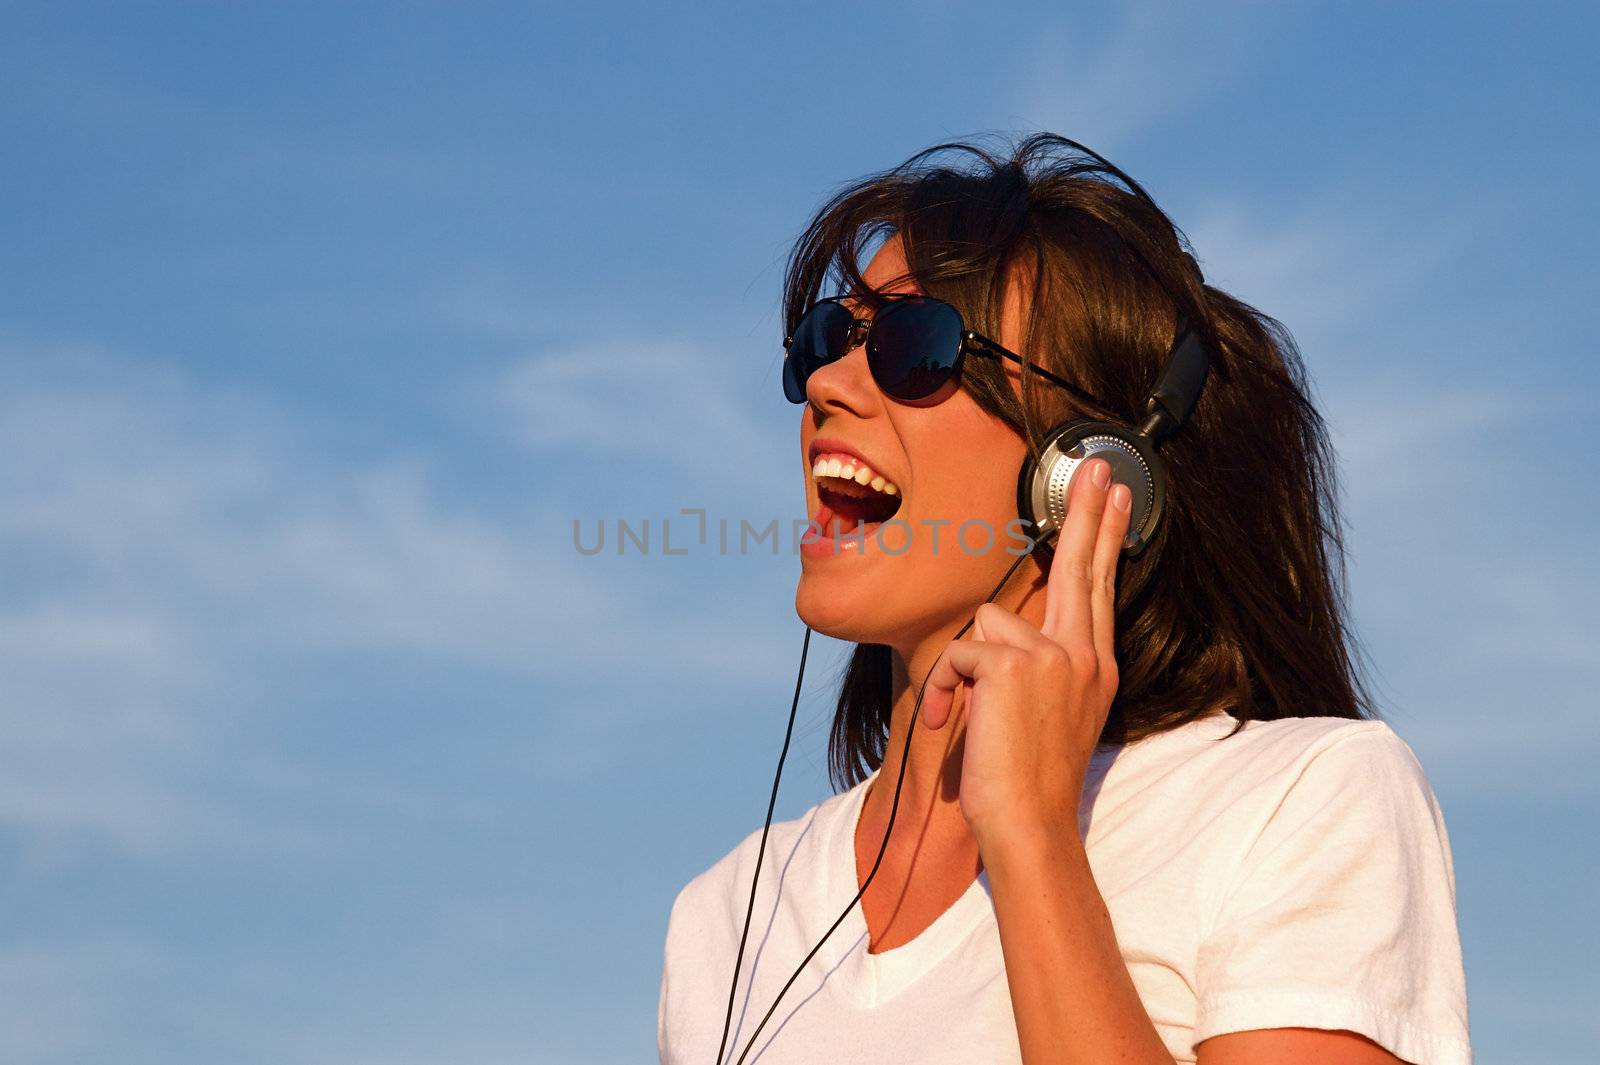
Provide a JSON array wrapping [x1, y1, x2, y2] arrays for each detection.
[[976, 802, 1085, 878]]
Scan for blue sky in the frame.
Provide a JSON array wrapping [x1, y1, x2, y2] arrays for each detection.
[[1, 2, 1595, 1062]]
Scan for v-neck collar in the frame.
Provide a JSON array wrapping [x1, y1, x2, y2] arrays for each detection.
[[814, 729, 1153, 1007], [821, 772, 994, 1007]]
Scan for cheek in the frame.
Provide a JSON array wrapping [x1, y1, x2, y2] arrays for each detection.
[[905, 414, 1028, 526], [916, 460, 1023, 556]]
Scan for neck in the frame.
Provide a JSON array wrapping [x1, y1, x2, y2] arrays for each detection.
[[860, 558, 1049, 844]]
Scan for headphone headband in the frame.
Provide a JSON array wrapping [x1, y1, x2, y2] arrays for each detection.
[[1040, 139, 1213, 447]]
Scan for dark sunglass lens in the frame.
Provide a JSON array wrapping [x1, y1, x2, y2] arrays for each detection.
[[868, 298, 964, 400], [781, 352, 807, 403], [783, 301, 855, 403]]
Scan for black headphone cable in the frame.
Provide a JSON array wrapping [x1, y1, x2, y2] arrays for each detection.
[[716, 546, 1036, 1065], [713, 625, 811, 1065]]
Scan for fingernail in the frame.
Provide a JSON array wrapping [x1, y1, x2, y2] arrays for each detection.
[[1111, 483, 1131, 511], [1091, 459, 1110, 489]]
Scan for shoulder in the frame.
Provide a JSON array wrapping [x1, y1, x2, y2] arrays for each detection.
[[1227, 715, 1441, 814], [1199, 711, 1403, 761], [1158, 712, 1437, 804], [1188, 715, 1458, 903], [1104, 713, 1453, 890], [664, 782, 860, 952]]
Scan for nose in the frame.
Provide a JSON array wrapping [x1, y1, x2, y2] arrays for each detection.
[[805, 330, 879, 417]]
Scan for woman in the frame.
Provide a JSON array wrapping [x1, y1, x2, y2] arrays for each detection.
[[657, 134, 1470, 1064]]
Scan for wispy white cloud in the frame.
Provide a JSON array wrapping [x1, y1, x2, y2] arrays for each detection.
[[459, 338, 789, 499], [0, 342, 600, 668], [1184, 184, 1490, 349], [1003, 0, 1283, 150], [0, 332, 798, 858]]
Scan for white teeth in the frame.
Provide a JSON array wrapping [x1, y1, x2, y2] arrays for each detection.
[[811, 452, 900, 500]]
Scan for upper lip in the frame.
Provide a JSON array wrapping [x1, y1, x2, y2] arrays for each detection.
[[808, 436, 895, 483]]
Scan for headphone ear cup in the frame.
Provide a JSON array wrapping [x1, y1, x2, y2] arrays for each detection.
[[1017, 420, 1167, 556]]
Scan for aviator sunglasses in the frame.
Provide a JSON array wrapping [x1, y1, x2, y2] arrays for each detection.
[[782, 294, 1108, 409]]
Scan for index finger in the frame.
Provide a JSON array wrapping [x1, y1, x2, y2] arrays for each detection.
[[1040, 457, 1110, 648]]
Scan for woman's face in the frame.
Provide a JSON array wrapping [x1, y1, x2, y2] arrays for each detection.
[[795, 235, 1040, 653]]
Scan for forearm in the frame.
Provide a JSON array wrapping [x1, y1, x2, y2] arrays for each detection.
[[986, 824, 1174, 1065]]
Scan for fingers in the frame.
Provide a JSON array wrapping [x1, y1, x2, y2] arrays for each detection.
[[1041, 458, 1130, 686], [921, 639, 985, 731], [973, 600, 1054, 651], [921, 604, 1043, 731], [1041, 457, 1111, 651]]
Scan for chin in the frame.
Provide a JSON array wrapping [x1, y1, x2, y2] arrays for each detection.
[[794, 563, 904, 646]]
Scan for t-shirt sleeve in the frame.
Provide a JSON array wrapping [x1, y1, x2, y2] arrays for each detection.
[[658, 882, 689, 1065], [658, 929, 671, 1064], [1192, 724, 1472, 1065]]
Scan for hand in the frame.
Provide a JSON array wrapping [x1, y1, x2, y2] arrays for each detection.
[[920, 456, 1132, 854]]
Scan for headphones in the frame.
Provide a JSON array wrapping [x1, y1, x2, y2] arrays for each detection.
[[1017, 310, 1212, 557]]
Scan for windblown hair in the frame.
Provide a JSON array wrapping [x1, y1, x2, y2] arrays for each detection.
[[781, 132, 1379, 791]]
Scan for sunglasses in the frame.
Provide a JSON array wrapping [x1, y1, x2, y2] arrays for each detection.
[[782, 294, 1108, 409]]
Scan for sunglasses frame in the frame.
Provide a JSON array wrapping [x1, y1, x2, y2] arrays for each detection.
[[782, 294, 1112, 412]]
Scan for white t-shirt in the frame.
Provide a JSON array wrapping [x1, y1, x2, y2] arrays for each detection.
[[658, 711, 1472, 1064]]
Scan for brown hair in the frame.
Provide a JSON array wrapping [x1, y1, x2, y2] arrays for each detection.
[[781, 133, 1379, 790]]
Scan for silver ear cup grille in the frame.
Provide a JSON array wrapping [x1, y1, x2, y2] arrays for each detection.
[[1031, 433, 1155, 547]]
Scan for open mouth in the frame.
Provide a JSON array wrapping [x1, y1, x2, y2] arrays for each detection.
[[811, 451, 903, 534]]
